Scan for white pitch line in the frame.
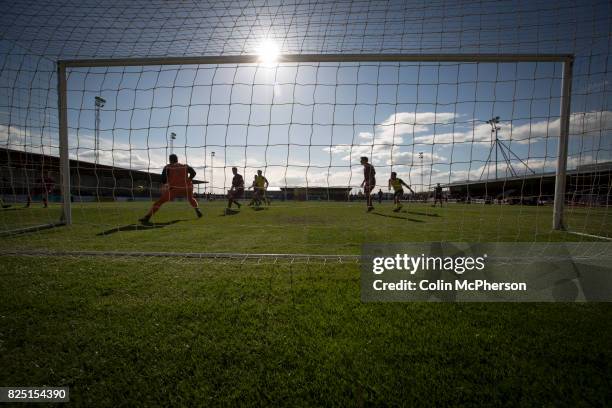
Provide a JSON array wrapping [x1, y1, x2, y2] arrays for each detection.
[[0, 250, 361, 261], [566, 231, 612, 241]]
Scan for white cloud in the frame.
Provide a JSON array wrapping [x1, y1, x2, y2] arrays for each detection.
[[2, 110, 610, 191], [443, 155, 594, 184], [0, 124, 59, 156], [414, 111, 612, 145], [328, 111, 458, 164], [376, 111, 457, 142]]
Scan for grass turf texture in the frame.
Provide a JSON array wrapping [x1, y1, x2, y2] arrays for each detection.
[[0, 256, 611, 406], [1, 202, 611, 405], [1, 201, 611, 253]]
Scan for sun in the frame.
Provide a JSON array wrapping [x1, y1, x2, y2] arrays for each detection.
[[257, 39, 280, 66]]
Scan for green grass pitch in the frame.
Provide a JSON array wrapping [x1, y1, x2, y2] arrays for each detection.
[[1, 201, 611, 405], [1, 200, 611, 253]]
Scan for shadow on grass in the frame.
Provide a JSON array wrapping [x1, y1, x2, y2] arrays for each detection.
[[221, 208, 240, 216], [97, 219, 186, 236], [370, 212, 425, 222], [250, 206, 267, 211], [1, 207, 27, 211], [401, 210, 441, 217]]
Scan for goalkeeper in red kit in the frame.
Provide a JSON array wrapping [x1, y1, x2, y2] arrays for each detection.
[[139, 154, 202, 223]]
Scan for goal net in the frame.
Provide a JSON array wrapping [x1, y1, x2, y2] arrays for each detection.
[[1, 2, 611, 256]]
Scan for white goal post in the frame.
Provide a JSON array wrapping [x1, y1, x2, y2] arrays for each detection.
[[56, 53, 574, 229]]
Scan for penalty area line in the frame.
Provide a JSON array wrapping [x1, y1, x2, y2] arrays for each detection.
[[0, 250, 360, 262]]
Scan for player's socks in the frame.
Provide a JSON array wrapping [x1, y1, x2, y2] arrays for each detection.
[[367, 206, 374, 212], [236, 201, 241, 208], [195, 207, 202, 218]]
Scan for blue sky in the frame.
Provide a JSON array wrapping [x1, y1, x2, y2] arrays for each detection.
[[1, 0, 610, 194], [49, 60, 607, 193], [1, 46, 610, 194]]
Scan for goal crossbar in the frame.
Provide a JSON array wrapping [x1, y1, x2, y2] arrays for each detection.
[[55, 53, 574, 230], [58, 53, 574, 68]]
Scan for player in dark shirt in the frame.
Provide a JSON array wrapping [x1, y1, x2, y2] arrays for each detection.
[[360, 156, 376, 211], [0, 177, 9, 208], [227, 167, 245, 210], [433, 183, 444, 207], [25, 171, 54, 208]]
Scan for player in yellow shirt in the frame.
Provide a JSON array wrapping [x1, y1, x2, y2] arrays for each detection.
[[248, 170, 269, 207], [248, 174, 259, 206], [388, 172, 414, 212]]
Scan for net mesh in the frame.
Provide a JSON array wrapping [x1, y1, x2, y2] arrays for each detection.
[[1, 0, 611, 255]]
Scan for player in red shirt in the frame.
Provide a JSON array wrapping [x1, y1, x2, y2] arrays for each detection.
[[25, 171, 55, 208], [139, 154, 202, 223]]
